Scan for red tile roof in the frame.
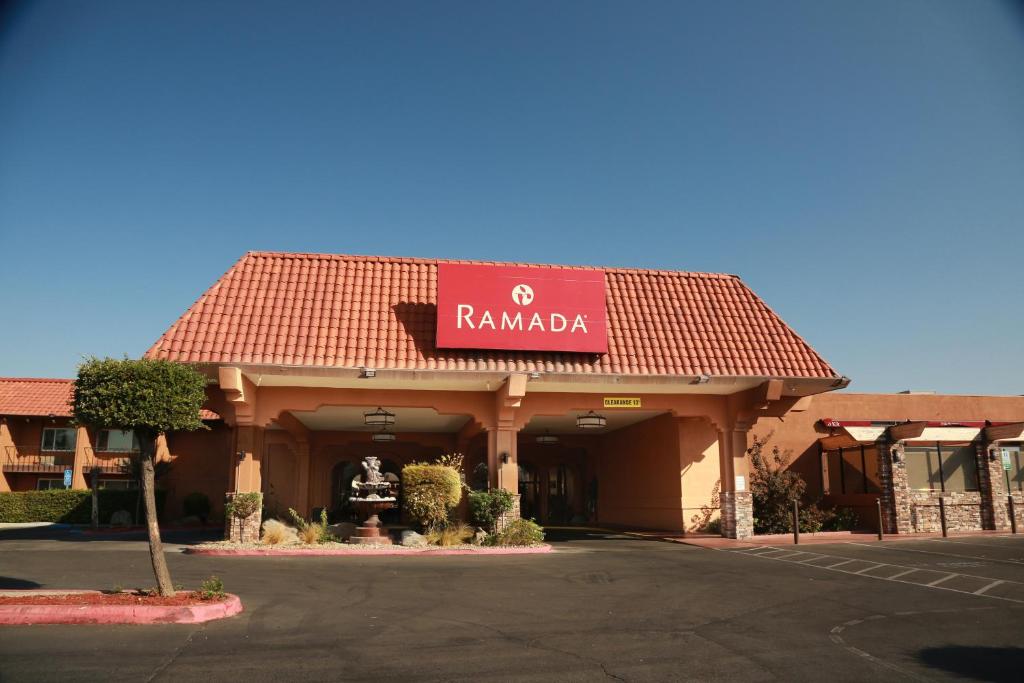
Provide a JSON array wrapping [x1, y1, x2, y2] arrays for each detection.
[[0, 378, 74, 417], [146, 251, 839, 378], [0, 378, 220, 420]]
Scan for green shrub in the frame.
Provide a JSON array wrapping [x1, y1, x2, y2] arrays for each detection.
[[0, 489, 167, 524], [703, 517, 722, 535], [468, 489, 514, 533], [402, 462, 462, 530], [425, 521, 475, 546], [748, 435, 808, 534], [822, 506, 859, 532], [182, 492, 211, 522], [199, 575, 225, 601], [493, 518, 545, 546], [287, 507, 336, 543]]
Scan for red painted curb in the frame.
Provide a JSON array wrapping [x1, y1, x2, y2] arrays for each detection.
[[0, 592, 243, 625], [184, 543, 553, 557]]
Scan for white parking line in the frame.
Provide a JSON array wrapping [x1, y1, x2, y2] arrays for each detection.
[[974, 580, 1005, 595], [926, 574, 957, 587], [847, 541, 1024, 566], [887, 568, 919, 580], [729, 545, 1024, 604]]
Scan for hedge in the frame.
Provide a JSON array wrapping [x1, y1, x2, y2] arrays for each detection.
[[401, 463, 462, 530], [0, 489, 168, 524]]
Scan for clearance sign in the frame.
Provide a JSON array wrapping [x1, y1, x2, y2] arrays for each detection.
[[436, 263, 608, 353], [604, 397, 641, 408]]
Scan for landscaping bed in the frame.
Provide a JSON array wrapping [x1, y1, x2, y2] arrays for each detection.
[[0, 589, 243, 625], [186, 541, 552, 556]]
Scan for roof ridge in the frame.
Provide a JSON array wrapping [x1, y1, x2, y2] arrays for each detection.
[[241, 250, 740, 280], [0, 377, 74, 383]]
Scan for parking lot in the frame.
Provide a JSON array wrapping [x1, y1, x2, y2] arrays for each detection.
[[2, 527, 1023, 681]]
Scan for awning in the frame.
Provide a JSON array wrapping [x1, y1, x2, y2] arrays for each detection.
[[985, 422, 1024, 443], [818, 419, 888, 449], [818, 418, 990, 449]]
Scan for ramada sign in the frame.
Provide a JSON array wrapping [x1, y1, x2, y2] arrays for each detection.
[[436, 263, 608, 353]]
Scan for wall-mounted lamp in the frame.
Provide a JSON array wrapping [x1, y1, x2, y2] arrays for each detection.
[[237, 450, 246, 462], [891, 450, 902, 464], [529, 372, 541, 380], [361, 368, 376, 378], [500, 452, 510, 464], [832, 376, 852, 388], [692, 374, 711, 385]]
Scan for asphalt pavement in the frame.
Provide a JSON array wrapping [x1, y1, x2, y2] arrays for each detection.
[[2, 526, 1023, 682]]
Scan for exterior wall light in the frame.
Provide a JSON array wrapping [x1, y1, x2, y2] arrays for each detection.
[[891, 448, 902, 464], [576, 411, 607, 429], [364, 407, 395, 427], [692, 374, 711, 385], [361, 368, 376, 378], [536, 431, 559, 445], [500, 452, 510, 464], [529, 372, 541, 380]]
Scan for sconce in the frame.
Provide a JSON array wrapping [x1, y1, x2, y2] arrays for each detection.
[[890, 449, 902, 464], [237, 450, 246, 462], [500, 452, 510, 464]]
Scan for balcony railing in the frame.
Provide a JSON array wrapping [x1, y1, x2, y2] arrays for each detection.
[[83, 448, 134, 474], [2, 445, 75, 473], [2, 446, 136, 474]]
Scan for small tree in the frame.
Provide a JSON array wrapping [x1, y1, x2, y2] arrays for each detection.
[[747, 434, 806, 535], [73, 357, 207, 596]]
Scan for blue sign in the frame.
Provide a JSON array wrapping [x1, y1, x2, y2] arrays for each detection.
[[63, 468, 73, 488]]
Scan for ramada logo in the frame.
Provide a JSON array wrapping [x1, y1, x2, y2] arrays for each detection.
[[456, 283, 589, 334], [511, 283, 534, 306]]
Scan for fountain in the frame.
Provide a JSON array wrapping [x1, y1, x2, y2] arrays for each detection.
[[349, 456, 398, 545]]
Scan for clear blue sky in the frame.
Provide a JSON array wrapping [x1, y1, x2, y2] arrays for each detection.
[[1, 1, 1022, 394]]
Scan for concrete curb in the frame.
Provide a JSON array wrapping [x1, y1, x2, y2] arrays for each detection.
[[0, 591, 243, 625], [184, 543, 553, 557]]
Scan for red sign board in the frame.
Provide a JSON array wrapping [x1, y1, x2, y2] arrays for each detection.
[[436, 263, 608, 353]]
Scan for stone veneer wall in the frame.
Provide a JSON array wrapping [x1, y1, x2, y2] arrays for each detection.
[[720, 491, 753, 539], [495, 494, 522, 533], [224, 492, 262, 543], [906, 491, 984, 533]]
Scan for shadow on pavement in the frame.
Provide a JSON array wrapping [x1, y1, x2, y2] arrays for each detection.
[[0, 525, 220, 545], [918, 646, 1024, 682], [0, 577, 42, 589]]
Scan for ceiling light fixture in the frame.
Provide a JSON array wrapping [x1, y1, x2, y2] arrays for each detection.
[[576, 411, 607, 430], [364, 407, 395, 427], [371, 428, 396, 443], [536, 431, 559, 445]]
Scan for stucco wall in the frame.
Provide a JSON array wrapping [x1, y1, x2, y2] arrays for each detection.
[[595, 413, 683, 530]]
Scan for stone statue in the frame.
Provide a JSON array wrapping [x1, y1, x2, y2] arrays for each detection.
[[362, 456, 384, 484]]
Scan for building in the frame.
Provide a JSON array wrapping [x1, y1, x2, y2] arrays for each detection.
[[1, 251, 1021, 538]]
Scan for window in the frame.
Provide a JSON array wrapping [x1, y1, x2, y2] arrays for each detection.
[[36, 478, 64, 490], [905, 443, 979, 492], [98, 479, 137, 490], [822, 446, 880, 494], [96, 429, 139, 452], [41, 428, 76, 452]]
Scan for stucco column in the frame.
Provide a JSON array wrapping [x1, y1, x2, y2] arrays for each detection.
[[719, 422, 753, 539], [295, 439, 311, 517], [233, 425, 264, 494], [487, 427, 519, 495], [70, 426, 89, 490], [0, 419, 13, 492]]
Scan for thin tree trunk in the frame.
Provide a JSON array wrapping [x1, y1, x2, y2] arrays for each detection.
[[90, 468, 100, 530], [139, 435, 174, 597]]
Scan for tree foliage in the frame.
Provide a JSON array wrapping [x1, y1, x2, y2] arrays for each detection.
[[73, 357, 208, 438]]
